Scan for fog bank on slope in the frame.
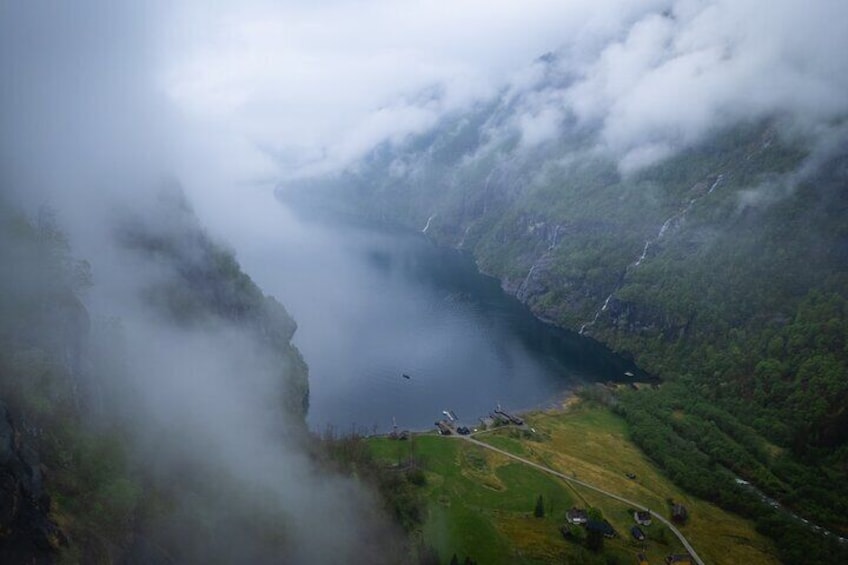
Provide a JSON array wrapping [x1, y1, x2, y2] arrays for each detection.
[[0, 3, 404, 562]]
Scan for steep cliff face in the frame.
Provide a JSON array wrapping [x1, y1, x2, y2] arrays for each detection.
[[0, 204, 85, 563], [115, 188, 310, 420], [0, 402, 66, 564], [0, 193, 313, 562]]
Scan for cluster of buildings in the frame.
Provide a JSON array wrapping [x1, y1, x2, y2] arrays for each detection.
[[562, 505, 692, 564]]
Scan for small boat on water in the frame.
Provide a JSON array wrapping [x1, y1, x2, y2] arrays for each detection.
[[624, 371, 635, 377], [402, 373, 411, 379]]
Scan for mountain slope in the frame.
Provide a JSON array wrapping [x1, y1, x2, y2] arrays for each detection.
[[280, 66, 848, 560], [0, 191, 311, 562]]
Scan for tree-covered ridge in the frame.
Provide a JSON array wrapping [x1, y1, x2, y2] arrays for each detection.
[[0, 200, 137, 562], [610, 383, 848, 564], [597, 148, 847, 399], [591, 149, 848, 540], [0, 193, 313, 562], [115, 188, 309, 419]]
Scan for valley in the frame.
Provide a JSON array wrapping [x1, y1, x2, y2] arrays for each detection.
[[4, 2, 848, 563], [366, 399, 779, 564]]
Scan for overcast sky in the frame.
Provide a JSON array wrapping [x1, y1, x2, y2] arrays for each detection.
[[158, 0, 639, 184], [160, 0, 848, 176], [2, 0, 847, 238]]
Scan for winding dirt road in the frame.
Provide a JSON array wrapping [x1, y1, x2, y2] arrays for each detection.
[[453, 433, 705, 565]]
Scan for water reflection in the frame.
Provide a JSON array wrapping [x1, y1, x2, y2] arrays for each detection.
[[240, 204, 646, 433]]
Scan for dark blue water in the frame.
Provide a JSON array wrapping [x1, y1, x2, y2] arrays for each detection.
[[241, 203, 646, 434]]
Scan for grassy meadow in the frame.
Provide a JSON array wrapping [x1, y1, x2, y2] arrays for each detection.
[[367, 400, 779, 564]]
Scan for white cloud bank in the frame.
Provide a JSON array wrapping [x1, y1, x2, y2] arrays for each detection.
[[161, 0, 596, 178], [561, 0, 848, 171], [3, 0, 846, 245], [154, 0, 848, 180]]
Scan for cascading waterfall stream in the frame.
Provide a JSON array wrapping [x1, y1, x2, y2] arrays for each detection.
[[708, 174, 724, 194], [517, 223, 563, 300], [548, 224, 561, 251], [517, 264, 537, 300], [634, 241, 651, 268], [579, 294, 613, 334], [457, 225, 472, 248], [421, 214, 437, 234], [578, 173, 724, 335]]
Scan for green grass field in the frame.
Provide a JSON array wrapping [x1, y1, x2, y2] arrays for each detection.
[[367, 400, 780, 564], [477, 401, 780, 564]]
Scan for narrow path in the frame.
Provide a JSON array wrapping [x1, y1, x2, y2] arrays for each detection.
[[455, 434, 706, 565]]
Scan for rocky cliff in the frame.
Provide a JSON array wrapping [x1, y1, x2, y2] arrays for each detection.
[[0, 402, 66, 564], [115, 187, 310, 420]]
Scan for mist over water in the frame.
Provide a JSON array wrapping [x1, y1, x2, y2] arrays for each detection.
[[240, 201, 644, 434]]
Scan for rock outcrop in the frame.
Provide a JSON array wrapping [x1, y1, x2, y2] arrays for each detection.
[[0, 402, 66, 564]]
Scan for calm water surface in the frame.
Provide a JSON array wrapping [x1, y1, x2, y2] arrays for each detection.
[[242, 204, 645, 433]]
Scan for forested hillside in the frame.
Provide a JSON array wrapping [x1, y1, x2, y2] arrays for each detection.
[[281, 56, 848, 560], [0, 191, 313, 562], [114, 188, 310, 421]]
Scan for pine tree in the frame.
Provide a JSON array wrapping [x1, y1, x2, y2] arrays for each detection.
[[534, 494, 545, 518]]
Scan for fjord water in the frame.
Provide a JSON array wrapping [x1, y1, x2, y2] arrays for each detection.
[[241, 202, 644, 434]]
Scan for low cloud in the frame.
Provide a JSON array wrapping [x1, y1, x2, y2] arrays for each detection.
[[561, 0, 848, 170], [166, 0, 843, 177], [1, 3, 402, 561], [161, 0, 652, 177], [14, 1, 840, 197]]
